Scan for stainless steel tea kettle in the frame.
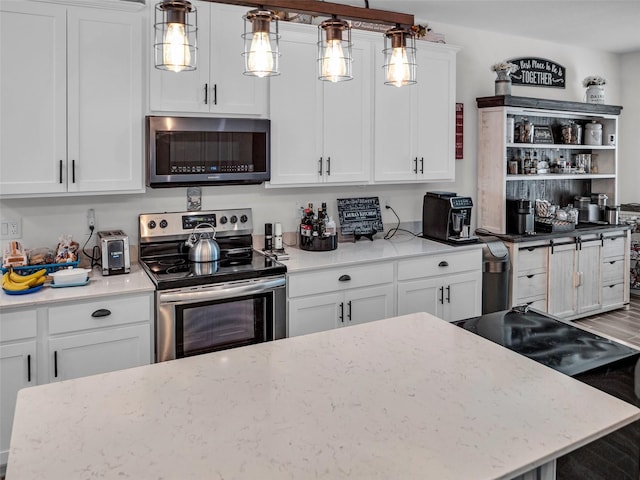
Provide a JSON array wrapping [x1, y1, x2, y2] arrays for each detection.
[[185, 223, 220, 263]]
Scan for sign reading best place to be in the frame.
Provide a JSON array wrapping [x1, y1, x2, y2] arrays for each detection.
[[508, 57, 566, 89]]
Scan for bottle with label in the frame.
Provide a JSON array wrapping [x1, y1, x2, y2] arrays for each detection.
[[523, 150, 532, 174]]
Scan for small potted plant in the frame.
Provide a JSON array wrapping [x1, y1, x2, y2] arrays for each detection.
[[492, 62, 519, 95], [583, 75, 606, 104]]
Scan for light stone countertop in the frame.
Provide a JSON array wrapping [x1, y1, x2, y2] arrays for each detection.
[[0, 262, 155, 309], [6, 312, 640, 480], [281, 234, 483, 273]]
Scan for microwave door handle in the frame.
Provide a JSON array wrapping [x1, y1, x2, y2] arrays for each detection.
[[158, 277, 286, 304]]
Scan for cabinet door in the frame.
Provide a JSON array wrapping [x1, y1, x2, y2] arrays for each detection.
[[48, 324, 151, 382], [397, 277, 441, 317], [148, 0, 211, 112], [345, 284, 395, 326], [0, 1, 66, 195], [288, 293, 342, 337], [576, 241, 602, 314], [67, 7, 143, 193], [443, 271, 482, 322], [0, 341, 36, 466], [548, 244, 577, 317], [269, 29, 322, 185]]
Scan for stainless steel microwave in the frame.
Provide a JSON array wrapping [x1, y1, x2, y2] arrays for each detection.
[[146, 116, 270, 187]]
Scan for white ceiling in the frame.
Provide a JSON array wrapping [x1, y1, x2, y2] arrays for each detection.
[[335, 0, 640, 55]]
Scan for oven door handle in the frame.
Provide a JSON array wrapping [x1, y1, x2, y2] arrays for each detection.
[[158, 277, 286, 303]]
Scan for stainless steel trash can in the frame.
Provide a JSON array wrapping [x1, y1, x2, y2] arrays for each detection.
[[479, 236, 510, 314]]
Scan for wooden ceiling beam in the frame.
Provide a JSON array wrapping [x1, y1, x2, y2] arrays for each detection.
[[201, 0, 414, 27]]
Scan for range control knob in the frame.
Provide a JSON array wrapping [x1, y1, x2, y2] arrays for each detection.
[[159, 219, 168, 229], [219, 216, 228, 225], [230, 215, 238, 224], [148, 220, 157, 229], [240, 214, 248, 223]]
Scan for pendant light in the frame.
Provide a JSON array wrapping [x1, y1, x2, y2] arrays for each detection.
[[317, 16, 353, 82], [383, 25, 417, 87], [154, 0, 198, 72], [243, 9, 280, 77]]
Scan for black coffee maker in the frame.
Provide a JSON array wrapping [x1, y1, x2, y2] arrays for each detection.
[[506, 198, 534, 235], [422, 191, 477, 244]]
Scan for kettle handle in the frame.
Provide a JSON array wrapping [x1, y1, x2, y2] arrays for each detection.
[[185, 223, 216, 247], [192, 222, 217, 238]]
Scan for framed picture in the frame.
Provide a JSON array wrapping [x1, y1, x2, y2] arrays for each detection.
[[534, 126, 554, 144]]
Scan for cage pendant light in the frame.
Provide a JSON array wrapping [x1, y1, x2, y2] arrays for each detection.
[[318, 17, 353, 82], [383, 25, 417, 87], [242, 9, 280, 77], [154, 0, 198, 72]]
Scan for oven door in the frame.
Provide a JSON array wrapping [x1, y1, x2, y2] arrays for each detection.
[[156, 276, 286, 362]]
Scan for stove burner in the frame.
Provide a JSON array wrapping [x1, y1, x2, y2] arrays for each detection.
[[159, 258, 186, 267]]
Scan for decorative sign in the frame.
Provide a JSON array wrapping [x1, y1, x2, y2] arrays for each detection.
[[455, 103, 464, 159], [337, 197, 383, 238], [508, 57, 566, 89], [533, 126, 554, 144]]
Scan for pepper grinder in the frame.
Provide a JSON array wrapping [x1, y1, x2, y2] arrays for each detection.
[[264, 223, 273, 252], [274, 222, 283, 250]]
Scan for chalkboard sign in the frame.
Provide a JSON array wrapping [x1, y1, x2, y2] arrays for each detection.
[[337, 197, 383, 239], [533, 126, 554, 144], [508, 57, 566, 89]]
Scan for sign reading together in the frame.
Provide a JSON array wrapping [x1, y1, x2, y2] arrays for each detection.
[[508, 57, 566, 89]]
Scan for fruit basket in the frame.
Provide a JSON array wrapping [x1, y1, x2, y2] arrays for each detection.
[[0, 261, 79, 276]]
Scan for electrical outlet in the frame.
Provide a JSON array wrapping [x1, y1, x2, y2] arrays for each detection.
[[0, 218, 21, 239], [381, 197, 391, 209], [87, 209, 96, 229]]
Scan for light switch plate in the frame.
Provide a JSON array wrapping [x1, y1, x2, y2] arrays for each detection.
[[0, 218, 21, 239]]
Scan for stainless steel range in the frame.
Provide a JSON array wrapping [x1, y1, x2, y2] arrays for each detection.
[[139, 209, 287, 362]]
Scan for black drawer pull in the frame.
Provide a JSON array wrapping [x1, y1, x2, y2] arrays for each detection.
[[609, 260, 616, 264], [54, 351, 58, 378], [527, 274, 534, 279], [91, 309, 112, 318], [527, 247, 535, 252], [438, 261, 449, 267], [338, 274, 351, 282], [339, 302, 344, 322], [27, 354, 31, 382]]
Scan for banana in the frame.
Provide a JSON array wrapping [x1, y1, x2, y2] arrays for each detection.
[[2, 270, 46, 291], [9, 268, 47, 284], [2, 275, 30, 291]]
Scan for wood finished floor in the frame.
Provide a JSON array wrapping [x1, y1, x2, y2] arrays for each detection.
[[575, 294, 640, 349]]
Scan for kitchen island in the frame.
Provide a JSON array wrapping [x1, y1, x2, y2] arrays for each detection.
[[6, 312, 640, 480]]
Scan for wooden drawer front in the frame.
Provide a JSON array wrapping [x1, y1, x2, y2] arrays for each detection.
[[1, 309, 37, 342], [289, 262, 394, 298], [602, 259, 625, 285], [517, 246, 547, 273], [517, 273, 547, 299], [397, 250, 481, 281], [49, 294, 151, 335], [602, 283, 624, 307], [602, 235, 625, 259]]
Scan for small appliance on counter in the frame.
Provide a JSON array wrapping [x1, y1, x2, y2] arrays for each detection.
[[97, 230, 130, 276], [422, 191, 478, 244], [505, 198, 534, 235]]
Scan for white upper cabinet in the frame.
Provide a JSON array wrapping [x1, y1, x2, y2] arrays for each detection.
[[374, 42, 459, 183], [148, 2, 268, 116], [0, 1, 144, 196], [268, 24, 372, 186]]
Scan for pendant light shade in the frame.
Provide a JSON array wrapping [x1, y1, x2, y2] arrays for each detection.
[[154, 0, 198, 72], [383, 25, 417, 87], [243, 9, 280, 77], [317, 17, 353, 82]]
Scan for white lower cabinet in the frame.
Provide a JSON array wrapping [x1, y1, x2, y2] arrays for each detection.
[[396, 250, 482, 322], [0, 292, 153, 468], [288, 262, 395, 337]]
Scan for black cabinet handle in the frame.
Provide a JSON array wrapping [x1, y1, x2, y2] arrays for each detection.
[[318, 157, 323, 175], [420, 157, 424, 174], [438, 261, 449, 267], [609, 260, 616, 265], [339, 302, 344, 322], [527, 274, 534, 278], [27, 354, 31, 382], [439, 286, 444, 304], [576, 236, 582, 251], [347, 300, 352, 321], [338, 274, 351, 282], [91, 309, 111, 318], [213, 84, 217, 105], [59, 160, 63, 183], [72, 159, 76, 183], [326, 157, 331, 176], [446, 285, 451, 303], [204, 83, 208, 104], [527, 247, 535, 251], [600, 233, 604, 246], [54, 351, 58, 378], [413, 157, 418, 173]]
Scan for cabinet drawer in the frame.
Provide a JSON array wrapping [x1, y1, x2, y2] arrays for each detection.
[[397, 250, 481, 281], [602, 258, 625, 285], [517, 273, 547, 298], [516, 296, 547, 312], [602, 283, 624, 307], [49, 294, 151, 335], [288, 262, 394, 298], [1, 309, 37, 342], [602, 235, 626, 259], [517, 246, 547, 273]]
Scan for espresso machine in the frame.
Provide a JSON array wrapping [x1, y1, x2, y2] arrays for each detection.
[[422, 191, 477, 244]]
